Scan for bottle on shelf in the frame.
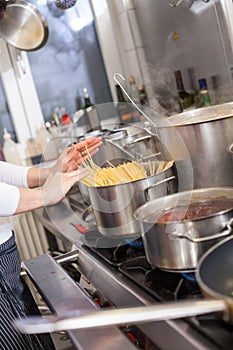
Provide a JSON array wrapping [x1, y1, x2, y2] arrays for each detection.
[[138, 84, 149, 106], [83, 87, 100, 131], [129, 75, 140, 104], [0, 142, 5, 161], [115, 84, 133, 123], [2, 128, 21, 165], [174, 70, 195, 112], [198, 78, 211, 107], [187, 67, 200, 107], [36, 125, 59, 162], [26, 137, 43, 165]]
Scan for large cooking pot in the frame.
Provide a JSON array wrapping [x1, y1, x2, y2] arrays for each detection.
[[155, 102, 233, 189], [83, 160, 178, 237], [134, 187, 233, 271], [13, 236, 233, 333]]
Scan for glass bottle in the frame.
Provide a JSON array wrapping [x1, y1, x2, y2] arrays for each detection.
[[115, 84, 133, 122], [2, 128, 21, 165], [174, 70, 195, 111], [129, 75, 140, 104], [26, 138, 43, 165], [198, 78, 211, 107], [83, 87, 100, 131], [138, 85, 148, 106]]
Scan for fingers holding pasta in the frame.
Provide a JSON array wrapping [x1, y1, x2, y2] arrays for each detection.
[[52, 137, 102, 173]]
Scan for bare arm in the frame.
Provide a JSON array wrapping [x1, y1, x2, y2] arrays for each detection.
[[15, 168, 89, 214]]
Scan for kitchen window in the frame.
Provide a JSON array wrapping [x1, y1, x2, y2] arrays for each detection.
[[0, 0, 114, 160]]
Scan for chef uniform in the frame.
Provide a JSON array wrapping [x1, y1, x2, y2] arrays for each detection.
[[0, 161, 55, 350]]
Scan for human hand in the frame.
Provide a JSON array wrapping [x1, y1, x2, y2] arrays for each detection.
[[41, 167, 89, 206], [52, 137, 102, 173]]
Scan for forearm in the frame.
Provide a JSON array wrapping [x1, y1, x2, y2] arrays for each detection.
[[15, 187, 44, 214], [17, 168, 89, 214], [27, 167, 52, 188]]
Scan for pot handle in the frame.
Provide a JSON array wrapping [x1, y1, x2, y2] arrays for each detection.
[[103, 138, 135, 159], [123, 135, 153, 148], [82, 206, 95, 224], [174, 217, 233, 243], [144, 176, 175, 201], [227, 142, 233, 154]]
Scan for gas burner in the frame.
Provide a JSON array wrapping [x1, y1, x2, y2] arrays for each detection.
[[83, 236, 145, 267], [119, 259, 200, 302]]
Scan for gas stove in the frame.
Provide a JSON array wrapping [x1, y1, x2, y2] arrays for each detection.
[[86, 238, 233, 350], [23, 192, 233, 350]]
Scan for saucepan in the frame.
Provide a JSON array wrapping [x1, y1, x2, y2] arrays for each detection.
[[13, 235, 233, 333], [134, 187, 233, 271]]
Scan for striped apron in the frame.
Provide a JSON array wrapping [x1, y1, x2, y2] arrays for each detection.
[[0, 233, 55, 350]]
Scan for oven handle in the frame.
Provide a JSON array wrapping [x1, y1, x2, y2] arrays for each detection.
[[13, 299, 226, 334], [54, 250, 79, 265]]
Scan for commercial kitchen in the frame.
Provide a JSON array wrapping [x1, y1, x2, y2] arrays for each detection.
[[1, 0, 233, 349]]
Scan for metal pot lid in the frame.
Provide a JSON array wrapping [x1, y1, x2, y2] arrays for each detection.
[[0, 0, 49, 51], [165, 102, 233, 127]]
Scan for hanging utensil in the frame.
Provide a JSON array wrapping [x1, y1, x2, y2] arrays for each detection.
[[55, 0, 77, 10], [0, 0, 49, 51]]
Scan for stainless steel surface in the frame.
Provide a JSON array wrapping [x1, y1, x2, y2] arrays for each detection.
[[15, 299, 226, 334], [78, 181, 91, 206], [168, 0, 194, 8], [157, 103, 233, 189], [134, 187, 233, 271], [22, 243, 219, 350], [22, 253, 136, 350], [86, 161, 177, 237], [227, 142, 233, 155], [30, 200, 223, 350], [35, 196, 95, 247], [0, 0, 48, 51], [103, 131, 162, 162]]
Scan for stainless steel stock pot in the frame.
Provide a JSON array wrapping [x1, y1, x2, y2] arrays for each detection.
[[83, 161, 178, 237], [134, 187, 233, 272], [156, 102, 233, 189]]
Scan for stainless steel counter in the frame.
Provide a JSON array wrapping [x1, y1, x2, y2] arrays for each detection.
[[28, 196, 219, 350]]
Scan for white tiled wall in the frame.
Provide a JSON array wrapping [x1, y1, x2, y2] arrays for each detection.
[[91, 0, 149, 99]]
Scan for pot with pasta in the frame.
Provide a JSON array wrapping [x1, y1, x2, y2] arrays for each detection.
[[79, 157, 178, 237]]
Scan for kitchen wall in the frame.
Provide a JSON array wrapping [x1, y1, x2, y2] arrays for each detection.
[[133, 0, 233, 113], [93, 0, 233, 116]]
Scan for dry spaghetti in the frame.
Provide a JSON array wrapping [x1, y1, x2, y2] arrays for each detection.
[[79, 149, 174, 187]]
